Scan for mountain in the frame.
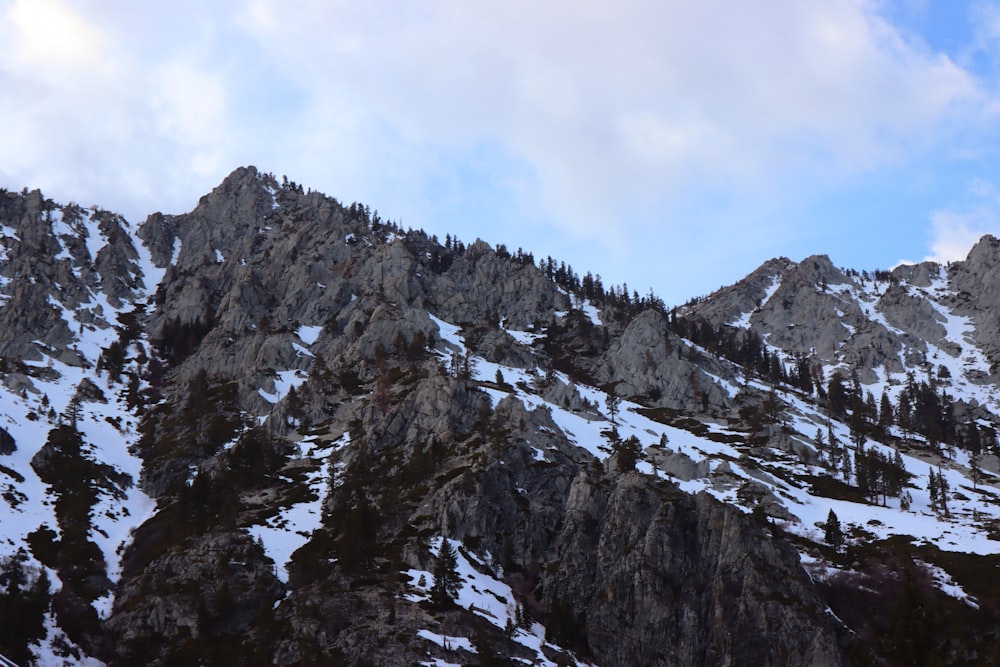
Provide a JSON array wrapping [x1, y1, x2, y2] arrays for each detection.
[[1, 166, 999, 665]]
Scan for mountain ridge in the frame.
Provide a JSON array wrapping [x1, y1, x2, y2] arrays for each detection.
[[0, 166, 998, 665]]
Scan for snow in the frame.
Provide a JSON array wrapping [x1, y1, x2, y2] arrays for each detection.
[[53, 238, 73, 262], [916, 276, 1000, 410], [408, 538, 595, 667], [802, 270, 1000, 414], [47, 292, 120, 365], [81, 212, 107, 265], [132, 228, 167, 295], [448, 298, 1000, 597], [580, 299, 602, 325], [733, 276, 781, 328], [416, 630, 477, 654], [645, 267, 1000, 573], [49, 210, 74, 239], [31, 616, 105, 667], [429, 313, 465, 353], [920, 561, 978, 607], [30, 359, 153, 566], [0, 393, 63, 545], [170, 237, 183, 265], [472, 355, 726, 465], [417, 661, 462, 667], [501, 318, 545, 346], [7, 193, 1000, 663], [258, 369, 308, 404], [0, 320, 155, 665], [292, 342, 314, 358], [247, 434, 342, 583], [296, 324, 323, 346]]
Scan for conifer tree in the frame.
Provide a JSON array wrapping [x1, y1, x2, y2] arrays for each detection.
[[878, 392, 894, 434], [823, 509, 844, 552], [613, 435, 641, 472], [430, 539, 462, 608], [606, 390, 620, 425], [937, 468, 950, 517], [971, 451, 982, 490], [928, 471, 940, 512]]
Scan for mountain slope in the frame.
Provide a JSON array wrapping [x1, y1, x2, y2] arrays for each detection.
[[1, 168, 999, 665]]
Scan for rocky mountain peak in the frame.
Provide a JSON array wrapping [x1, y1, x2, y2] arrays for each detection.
[[963, 233, 1000, 271], [796, 253, 843, 282], [2, 171, 1000, 665]]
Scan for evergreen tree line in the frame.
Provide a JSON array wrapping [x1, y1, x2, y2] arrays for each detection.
[[853, 445, 908, 505], [666, 313, 1000, 459], [666, 314, 818, 394], [827, 369, 998, 457], [813, 427, 910, 505], [927, 469, 951, 517]]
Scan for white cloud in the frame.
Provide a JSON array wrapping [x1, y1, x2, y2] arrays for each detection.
[[5, 0, 108, 72], [0, 0, 995, 302], [0, 0, 240, 217], [926, 209, 998, 263], [228, 0, 983, 239], [926, 180, 1000, 263], [151, 62, 229, 177]]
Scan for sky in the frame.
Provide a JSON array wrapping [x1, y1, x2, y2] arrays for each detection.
[[3, 0, 1000, 306]]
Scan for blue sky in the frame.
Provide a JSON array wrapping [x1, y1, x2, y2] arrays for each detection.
[[3, 1, 1000, 306]]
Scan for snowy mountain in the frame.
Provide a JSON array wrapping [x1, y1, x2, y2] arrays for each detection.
[[1, 167, 1000, 665]]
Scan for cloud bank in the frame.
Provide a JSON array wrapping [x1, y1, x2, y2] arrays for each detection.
[[0, 0, 995, 302]]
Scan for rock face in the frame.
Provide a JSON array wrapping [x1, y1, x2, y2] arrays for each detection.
[[95, 169, 847, 665], [0, 191, 144, 363], [7, 167, 1000, 666], [433, 459, 843, 666], [552, 481, 841, 667], [0, 427, 14, 455], [597, 310, 736, 414], [684, 239, 1000, 388], [104, 531, 283, 665]]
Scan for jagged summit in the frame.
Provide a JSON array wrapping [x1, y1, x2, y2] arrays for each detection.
[[686, 236, 1000, 388], [1, 170, 1000, 665]]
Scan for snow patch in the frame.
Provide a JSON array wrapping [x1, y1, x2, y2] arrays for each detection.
[[296, 325, 323, 346], [247, 434, 344, 582], [408, 538, 595, 667], [258, 370, 308, 404]]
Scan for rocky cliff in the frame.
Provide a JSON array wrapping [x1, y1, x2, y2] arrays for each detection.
[[1, 168, 999, 666]]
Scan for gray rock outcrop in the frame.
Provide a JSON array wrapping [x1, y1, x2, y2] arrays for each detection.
[[0, 427, 14, 455]]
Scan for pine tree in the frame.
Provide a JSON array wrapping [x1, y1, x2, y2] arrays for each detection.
[[516, 603, 531, 629], [899, 490, 912, 511], [606, 390, 621, 424], [430, 539, 462, 608], [823, 509, 844, 552], [878, 391, 894, 434], [928, 471, 940, 512], [827, 371, 848, 417], [971, 451, 982, 490], [0, 548, 50, 665], [937, 468, 950, 517], [612, 435, 641, 472], [841, 449, 852, 484]]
